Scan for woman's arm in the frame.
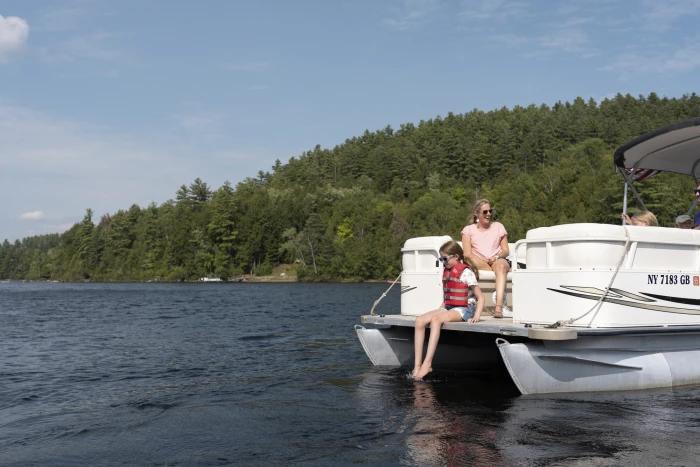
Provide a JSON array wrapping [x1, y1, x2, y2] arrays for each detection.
[[467, 285, 484, 323], [461, 233, 474, 259], [498, 235, 509, 259]]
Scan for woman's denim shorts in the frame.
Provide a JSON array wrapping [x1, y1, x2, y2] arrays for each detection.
[[445, 303, 476, 321]]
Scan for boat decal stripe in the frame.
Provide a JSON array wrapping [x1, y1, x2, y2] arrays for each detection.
[[400, 286, 417, 294], [639, 293, 700, 306], [609, 288, 657, 302], [560, 286, 624, 298], [548, 288, 700, 315]]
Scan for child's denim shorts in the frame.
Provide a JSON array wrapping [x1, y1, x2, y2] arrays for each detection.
[[445, 303, 476, 321]]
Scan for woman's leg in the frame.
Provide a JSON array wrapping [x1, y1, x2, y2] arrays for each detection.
[[415, 310, 463, 379], [414, 309, 444, 375], [493, 258, 510, 317]]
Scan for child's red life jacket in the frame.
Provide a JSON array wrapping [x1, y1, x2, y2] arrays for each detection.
[[442, 262, 471, 307]]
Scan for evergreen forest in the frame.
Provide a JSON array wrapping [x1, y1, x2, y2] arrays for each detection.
[[1, 92, 699, 282]]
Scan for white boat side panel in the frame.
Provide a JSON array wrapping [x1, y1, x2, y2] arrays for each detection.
[[513, 271, 700, 327], [549, 240, 624, 270], [525, 225, 700, 271], [633, 242, 698, 270], [526, 223, 700, 244]]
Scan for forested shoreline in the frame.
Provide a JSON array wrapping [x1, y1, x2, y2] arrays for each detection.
[[1, 92, 698, 282]]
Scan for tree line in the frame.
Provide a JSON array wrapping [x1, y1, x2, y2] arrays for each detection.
[[1, 92, 698, 281]]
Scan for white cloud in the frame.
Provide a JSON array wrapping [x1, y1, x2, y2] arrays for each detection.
[[0, 15, 29, 63], [538, 29, 592, 54], [385, 0, 440, 30], [36, 5, 91, 32], [19, 211, 47, 220], [39, 32, 125, 63], [642, 0, 700, 32], [224, 62, 270, 72], [491, 28, 597, 59], [602, 38, 700, 78], [460, 0, 530, 22], [173, 112, 227, 133]]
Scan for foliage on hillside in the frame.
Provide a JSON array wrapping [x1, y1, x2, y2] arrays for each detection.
[[1, 93, 698, 281]]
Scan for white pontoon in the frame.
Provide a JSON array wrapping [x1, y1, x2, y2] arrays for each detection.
[[356, 118, 700, 394]]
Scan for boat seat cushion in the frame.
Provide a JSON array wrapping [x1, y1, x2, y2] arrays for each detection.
[[477, 270, 512, 282]]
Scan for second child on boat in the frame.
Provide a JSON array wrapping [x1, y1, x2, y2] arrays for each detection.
[[413, 240, 484, 380]]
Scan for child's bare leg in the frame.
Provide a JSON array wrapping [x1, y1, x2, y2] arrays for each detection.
[[416, 310, 463, 379], [414, 309, 442, 376]]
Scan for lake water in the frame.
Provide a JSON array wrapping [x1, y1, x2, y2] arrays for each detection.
[[1, 282, 698, 466]]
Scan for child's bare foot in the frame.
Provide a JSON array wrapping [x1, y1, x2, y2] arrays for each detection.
[[415, 364, 432, 380]]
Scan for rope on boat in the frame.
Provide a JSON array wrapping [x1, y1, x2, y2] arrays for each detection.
[[370, 273, 402, 316], [547, 226, 631, 329]]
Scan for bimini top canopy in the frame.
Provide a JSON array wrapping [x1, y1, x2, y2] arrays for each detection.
[[614, 117, 700, 180]]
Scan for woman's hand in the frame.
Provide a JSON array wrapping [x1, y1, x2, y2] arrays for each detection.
[[467, 316, 480, 323], [621, 213, 632, 224]]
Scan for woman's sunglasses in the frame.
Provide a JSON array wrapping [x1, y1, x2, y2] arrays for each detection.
[[481, 209, 493, 215], [695, 189, 700, 195]]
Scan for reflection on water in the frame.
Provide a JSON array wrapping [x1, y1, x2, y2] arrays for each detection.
[[357, 369, 517, 466], [405, 382, 502, 466], [358, 367, 700, 466]]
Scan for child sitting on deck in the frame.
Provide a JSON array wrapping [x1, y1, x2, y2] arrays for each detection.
[[413, 240, 485, 380]]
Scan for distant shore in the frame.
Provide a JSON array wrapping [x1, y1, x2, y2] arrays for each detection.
[[0, 277, 391, 284]]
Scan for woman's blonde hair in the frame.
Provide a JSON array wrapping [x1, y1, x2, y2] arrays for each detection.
[[440, 240, 479, 280], [469, 199, 491, 225], [632, 211, 658, 226]]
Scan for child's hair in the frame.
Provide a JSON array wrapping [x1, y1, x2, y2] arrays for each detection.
[[631, 211, 658, 226], [440, 240, 480, 280], [469, 199, 491, 225]]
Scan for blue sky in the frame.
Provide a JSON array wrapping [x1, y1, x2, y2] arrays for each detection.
[[1, 0, 700, 242]]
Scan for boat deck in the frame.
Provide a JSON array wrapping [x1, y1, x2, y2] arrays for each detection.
[[361, 314, 528, 337], [360, 314, 700, 338]]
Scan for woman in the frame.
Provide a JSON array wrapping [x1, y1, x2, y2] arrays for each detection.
[[461, 199, 510, 318]]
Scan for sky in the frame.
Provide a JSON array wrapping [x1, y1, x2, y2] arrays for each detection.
[[1, 0, 700, 242]]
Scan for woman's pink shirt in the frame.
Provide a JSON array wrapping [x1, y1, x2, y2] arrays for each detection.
[[461, 222, 507, 261]]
